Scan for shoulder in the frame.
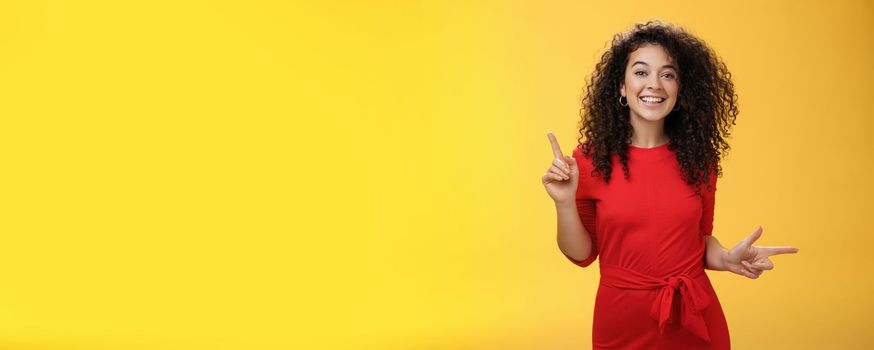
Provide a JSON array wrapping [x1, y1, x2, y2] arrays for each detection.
[[573, 141, 601, 198], [572, 141, 598, 177], [707, 168, 718, 189], [572, 140, 595, 158], [697, 167, 718, 195], [572, 141, 593, 164]]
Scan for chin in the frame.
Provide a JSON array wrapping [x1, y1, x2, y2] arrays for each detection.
[[644, 113, 669, 121], [632, 109, 669, 122]]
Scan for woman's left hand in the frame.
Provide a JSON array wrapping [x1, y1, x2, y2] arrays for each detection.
[[724, 226, 799, 279]]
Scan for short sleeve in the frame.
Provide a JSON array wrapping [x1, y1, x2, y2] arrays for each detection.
[[564, 145, 599, 267], [700, 170, 717, 236]]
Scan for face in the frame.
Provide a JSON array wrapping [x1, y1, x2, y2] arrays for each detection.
[[619, 43, 680, 123]]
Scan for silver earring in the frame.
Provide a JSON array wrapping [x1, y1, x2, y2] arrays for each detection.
[[673, 102, 680, 112], [619, 96, 628, 107]]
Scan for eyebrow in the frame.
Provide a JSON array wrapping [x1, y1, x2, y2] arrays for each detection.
[[632, 61, 677, 70]]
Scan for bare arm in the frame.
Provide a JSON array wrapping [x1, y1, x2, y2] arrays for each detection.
[[706, 226, 800, 278], [543, 132, 593, 264], [555, 199, 593, 262], [704, 235, 729, 271]]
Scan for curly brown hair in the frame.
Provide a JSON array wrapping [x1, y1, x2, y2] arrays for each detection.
[[577, 20, 737, 194]]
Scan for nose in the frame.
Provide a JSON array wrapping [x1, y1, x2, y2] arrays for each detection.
[[646, 76, 663, 90]]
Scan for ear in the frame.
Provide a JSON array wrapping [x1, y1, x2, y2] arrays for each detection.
[[619, 82, 626, 97]]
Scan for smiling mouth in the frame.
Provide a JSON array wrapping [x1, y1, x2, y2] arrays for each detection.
[[640, 96, 665, 104], [639, 96, 666, 104]]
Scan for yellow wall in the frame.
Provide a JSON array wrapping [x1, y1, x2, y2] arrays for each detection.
[[0, 0, 871, 349]]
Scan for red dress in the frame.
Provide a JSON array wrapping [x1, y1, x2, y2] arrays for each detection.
[[565, 141, 730, 350]]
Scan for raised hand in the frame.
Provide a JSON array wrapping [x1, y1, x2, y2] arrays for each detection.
[[542, 132, 579, 204], [724, 226, 799, 279]]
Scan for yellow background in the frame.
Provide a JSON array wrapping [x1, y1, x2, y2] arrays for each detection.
[[0, 0, 871, 349]]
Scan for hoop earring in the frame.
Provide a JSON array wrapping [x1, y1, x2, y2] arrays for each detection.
[[619, 96, 628, 107], [673, 102, 680, 112]]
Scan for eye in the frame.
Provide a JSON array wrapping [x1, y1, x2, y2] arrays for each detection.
[[634, 71, 647, 76], [662, 72, 676, 79]]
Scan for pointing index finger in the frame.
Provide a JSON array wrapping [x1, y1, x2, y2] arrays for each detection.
[[759, 246, 800, 257], [547, 132, 564, 159]]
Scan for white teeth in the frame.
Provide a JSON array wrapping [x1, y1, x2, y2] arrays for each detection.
[[640, 96, 664, 103]]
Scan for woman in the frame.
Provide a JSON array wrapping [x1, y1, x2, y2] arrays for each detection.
[[541, 20, 799, 349]]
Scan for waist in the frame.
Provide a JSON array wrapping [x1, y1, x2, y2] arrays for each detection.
[[597, 262, 714, 343], [598, 263, 706, 290]]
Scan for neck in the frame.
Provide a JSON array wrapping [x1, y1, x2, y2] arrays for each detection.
[[629, 116, 668, 148]]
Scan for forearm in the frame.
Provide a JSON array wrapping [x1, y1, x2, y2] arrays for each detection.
[[704, 235, 728, 271], [555, 199, 593, 261]]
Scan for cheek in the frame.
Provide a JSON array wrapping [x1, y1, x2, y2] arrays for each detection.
[[624, 77, 641, 92], [667, 82, 680, 97]]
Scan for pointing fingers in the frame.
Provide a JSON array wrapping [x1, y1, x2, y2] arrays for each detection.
[[547, 132, 564, 159], [759, 246, 800, 257]]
